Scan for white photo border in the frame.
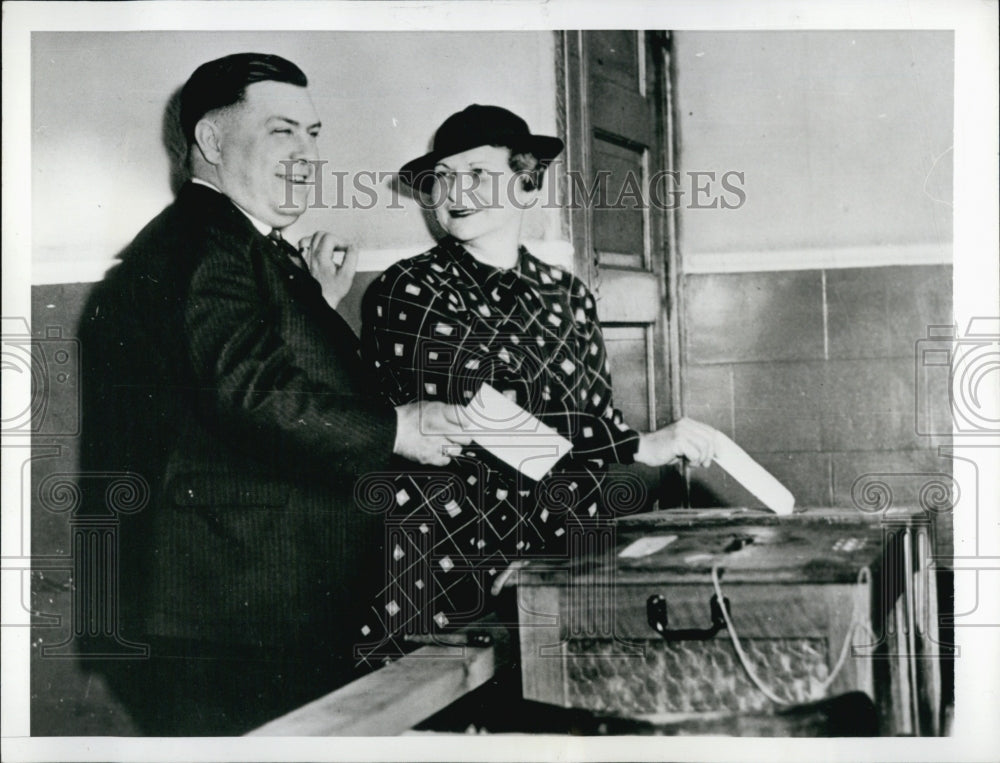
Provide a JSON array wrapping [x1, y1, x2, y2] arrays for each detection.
[[3, 2, 998, 761]]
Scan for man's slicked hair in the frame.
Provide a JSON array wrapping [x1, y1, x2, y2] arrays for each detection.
[[179, 53, 308, 145]]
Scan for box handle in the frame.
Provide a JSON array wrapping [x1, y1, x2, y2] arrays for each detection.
[[647, 593, 731, 642]]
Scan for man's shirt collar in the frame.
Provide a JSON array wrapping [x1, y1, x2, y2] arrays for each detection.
[[190, 177, 274, 237]]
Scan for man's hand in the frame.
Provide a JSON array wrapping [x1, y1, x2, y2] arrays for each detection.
[[634, 417, 720, 468], [298, 232, 356, 310], [393, 401, 473, 467]]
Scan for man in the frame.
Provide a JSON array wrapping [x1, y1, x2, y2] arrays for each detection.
[[80, 53, 467, 735]]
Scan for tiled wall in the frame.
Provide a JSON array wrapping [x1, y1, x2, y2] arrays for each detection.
[[681, 264, 953, 518]]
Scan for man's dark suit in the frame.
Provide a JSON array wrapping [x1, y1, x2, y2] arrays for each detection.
[[80, 182, 395, 732]]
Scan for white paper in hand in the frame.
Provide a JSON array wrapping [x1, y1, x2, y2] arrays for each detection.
[[713, 432, 795, 515], [461, 384, 572, 481]]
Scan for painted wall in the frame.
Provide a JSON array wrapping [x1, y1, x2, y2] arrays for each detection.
[[31, 31, 561, 285], [672, 31, 953, 263]]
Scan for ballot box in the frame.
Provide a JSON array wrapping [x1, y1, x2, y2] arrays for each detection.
[[516, 508, 941, 736]]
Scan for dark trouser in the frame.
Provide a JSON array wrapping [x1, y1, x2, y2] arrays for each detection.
[[99, 637, 356, 736]]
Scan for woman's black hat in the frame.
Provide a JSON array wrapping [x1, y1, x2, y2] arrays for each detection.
[[399, 104, 564, 194]]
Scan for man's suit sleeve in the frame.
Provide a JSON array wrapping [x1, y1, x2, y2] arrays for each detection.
[[182, 231, 397, 479]]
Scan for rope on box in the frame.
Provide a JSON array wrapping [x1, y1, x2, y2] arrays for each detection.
[[710, 564, 874, 706]]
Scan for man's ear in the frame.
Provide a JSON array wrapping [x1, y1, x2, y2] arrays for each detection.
[[193, 118, 224, 165]]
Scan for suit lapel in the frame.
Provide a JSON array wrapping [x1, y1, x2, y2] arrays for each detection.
[[178, 182, 361, 354]]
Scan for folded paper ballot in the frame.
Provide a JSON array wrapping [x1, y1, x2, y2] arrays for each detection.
[[461, 384, 573, 481], [713, 432, 796, 515], [458, 384, 794, 509]]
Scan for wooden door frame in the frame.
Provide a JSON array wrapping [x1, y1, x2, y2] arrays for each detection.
[[554, 30, 683, 424]]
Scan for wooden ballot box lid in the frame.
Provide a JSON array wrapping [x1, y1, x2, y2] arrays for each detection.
[[514, 507, 938, 734], [517, 507, 932, 586]]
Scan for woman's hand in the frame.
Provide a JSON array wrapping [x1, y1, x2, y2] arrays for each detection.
[[298, 232, 356, 310], [491, 559, 530, 596], [634, 417, 720, 468]]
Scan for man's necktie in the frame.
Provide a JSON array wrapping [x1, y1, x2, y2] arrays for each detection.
[[268, 229, 307, 270], [268, 228, 360, 351]]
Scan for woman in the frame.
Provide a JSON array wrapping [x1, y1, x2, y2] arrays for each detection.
[[357, 104, 719, 665]]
